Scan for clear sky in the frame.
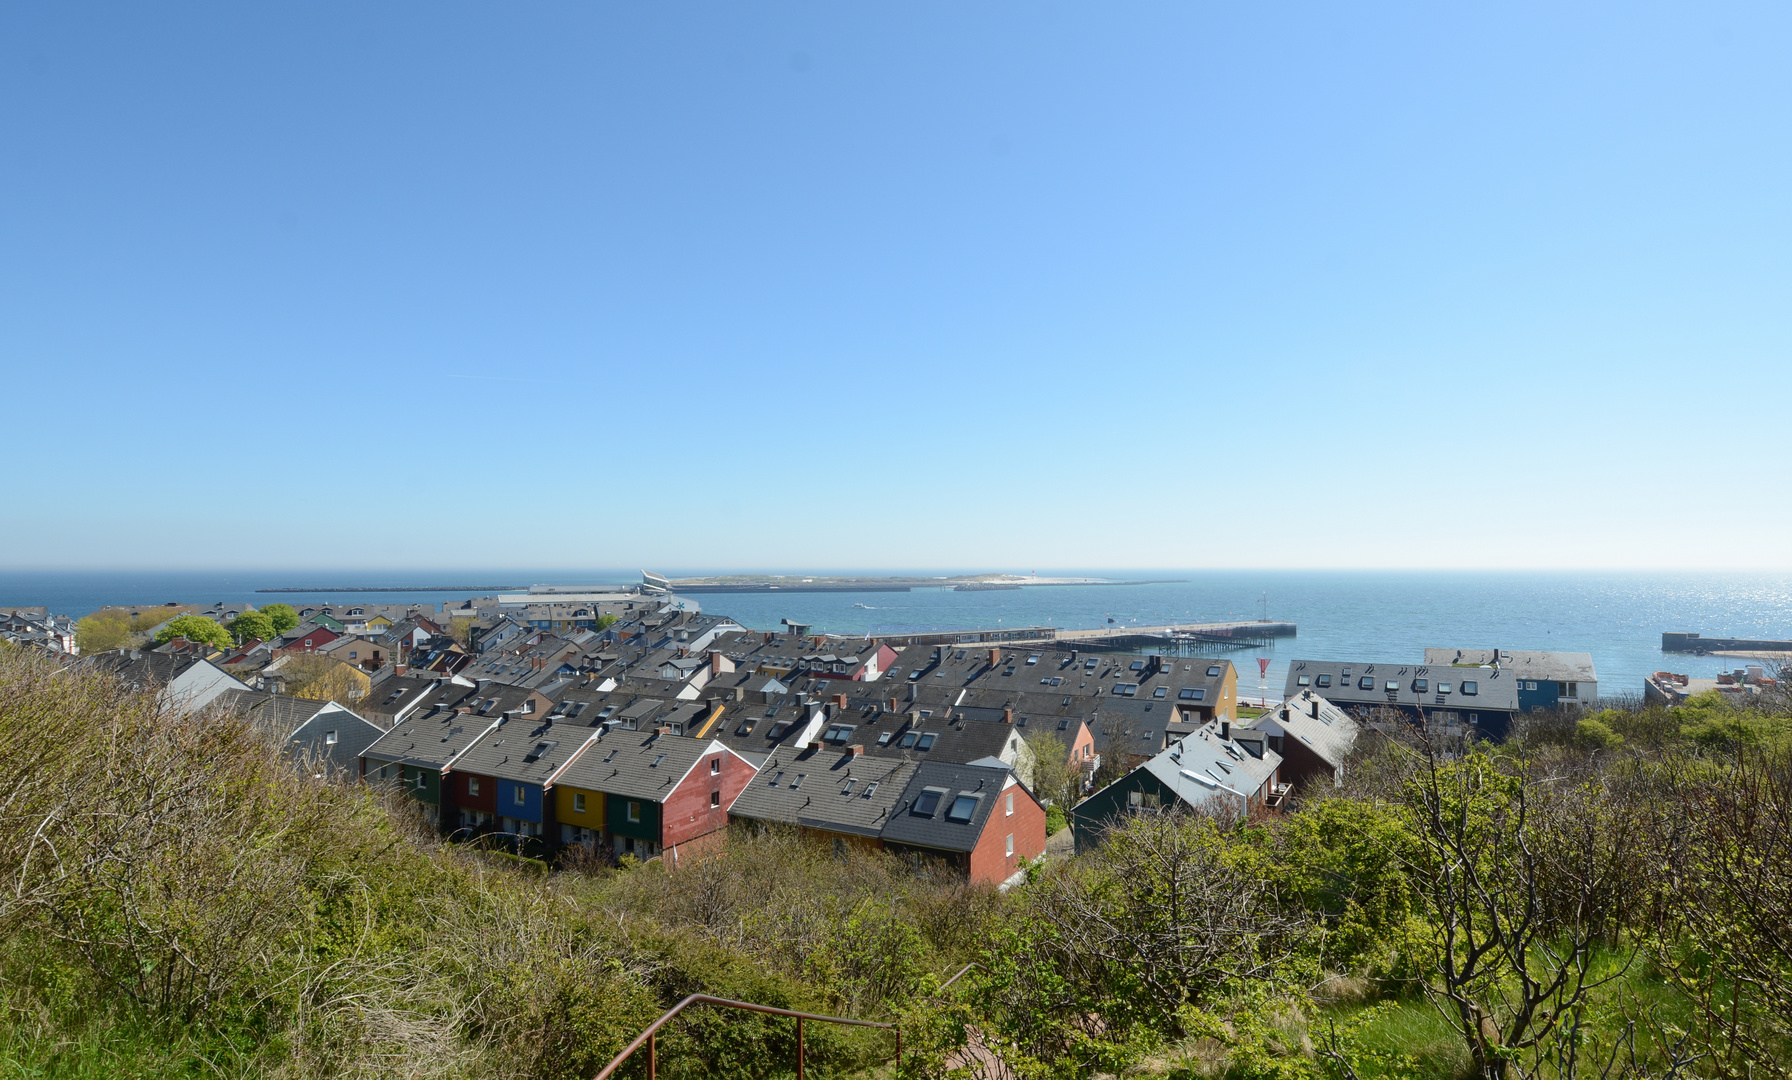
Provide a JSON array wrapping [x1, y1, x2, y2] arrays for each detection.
[[3, 3, 1788, 572]]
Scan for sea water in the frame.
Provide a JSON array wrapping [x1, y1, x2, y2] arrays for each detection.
[[3, 569, 1787, 701]]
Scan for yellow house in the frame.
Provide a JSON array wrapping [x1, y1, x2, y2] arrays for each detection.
[[367, 614, 394, 631], [555, 785, 606, 845]]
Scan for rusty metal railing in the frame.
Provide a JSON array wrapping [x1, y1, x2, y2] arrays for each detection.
[[590, 962, 987, 1080]]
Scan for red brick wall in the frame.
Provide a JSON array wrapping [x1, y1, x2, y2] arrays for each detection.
[[661, 749, 755, 848], [968, 783, 1046, 886]]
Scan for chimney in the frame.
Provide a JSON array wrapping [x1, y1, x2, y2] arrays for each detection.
[[848, 744, 865, 757], [763, 631, 773, 644], [988, 648, 1000, 667], [834, 693, 848, 710], [396, 664, 408, 677], [1220, 720, 1230, 740], [887, 697, 898, 712], [732, 686, 744, 702], [907, 681, 918, 702], [654, 724, 673, 736], [1310, 698, 1319, 719], [1003, 707, 1014, 724], [908, 710, 921, 724]]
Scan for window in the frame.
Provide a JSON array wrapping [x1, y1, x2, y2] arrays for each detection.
[[791, 774, 805, 789], [1413, 679, 1428, 692], [767, 722, 789, 739], [1112, 683, 1139, 697], [1006, 792, 1015, 816], [710, 790, 721, 807], [1207, 666, 1221, 677], [1297, 675, 1310, 687], [862, 781, 877, 798], [899, 732, 919, 749], [843, 778, 857, 795], [627, 801, 641, 823], [823, 724, 855, 744], [1316, 674, 1332, 688], [915, 733, 937, 751], [1359, 677, 1375, 690], [1006, 833, 1014, 857], [710, 757, 720, 774], [650, 753, 665, 768], [514, 786, 526, 806], [912, 789, 944, 817], [1461, 681, 1478, 696], [946, 794, 979, 822], [1129, 660, 1145, 671], [1568, 682, 1579, 698], [1153, 686, 1167, 698], [1526, 680, 1538, 691], [1385, 680, 1399, 692], [573, 793, 586, 814], [769, 771, 785, 786], [1179, 687, 1204, 700], [877, 731, 893, 746], [468, 777, 480, 796], [521, 700, 534, 714], [1438, 682, 1452, 694], [324, 729, 338, 744]]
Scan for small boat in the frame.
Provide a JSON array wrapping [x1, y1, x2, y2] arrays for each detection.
[[852, 603, 873, 609]]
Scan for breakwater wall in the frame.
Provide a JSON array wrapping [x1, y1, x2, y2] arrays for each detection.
[[1662, 631, 1792, 654]]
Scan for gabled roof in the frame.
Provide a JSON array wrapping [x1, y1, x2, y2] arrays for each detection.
[[1284, 659, 1522, 712], [1237, 690, 1358, 770], [1422, 648, 1597, 684], [361, 706, 500, 771], [879, 761, 1020, 854], [448, 716, 602, 785], [554, 731, 739, 803], [728, 752, 915, 838], [1135, 723, 1282, 810]]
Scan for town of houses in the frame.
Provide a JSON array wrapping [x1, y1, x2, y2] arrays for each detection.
[[2, 583, 1677, 887]]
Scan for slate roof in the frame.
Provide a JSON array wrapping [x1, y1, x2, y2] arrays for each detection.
[[1136, 723, 1283, 810], [361, 705, 501, 771], [880, 761, 1020, 854], [728, 752, 917, 838], [1284, 659, 1521, 713], [1422, 648, 1598, 684], [553, 731, 738, 803], [1236, 690, 1358, 770], [80, 649, 207, 691], [449, 715, 602, 786]]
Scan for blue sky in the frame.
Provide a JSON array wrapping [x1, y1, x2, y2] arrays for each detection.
[[3, 2, 1788, 571]]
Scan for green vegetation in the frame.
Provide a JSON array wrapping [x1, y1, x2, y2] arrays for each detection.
[[74, 605, 197, 653], [1, 650, 1788, 1079], [227, 609, 276, 644], [151, 614, 233, 649], [260, 603, 300, 635]]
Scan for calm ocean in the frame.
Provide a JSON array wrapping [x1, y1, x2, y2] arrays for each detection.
[[4, 569, 1788, 702]]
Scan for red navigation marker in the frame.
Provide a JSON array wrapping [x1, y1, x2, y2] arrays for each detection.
[[1257, 657, 1270, 678]]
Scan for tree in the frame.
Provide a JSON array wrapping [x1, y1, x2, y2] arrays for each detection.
[[228, 610, 276, 644], [1651, 748, 1792, 1078], [260, 603, 300, 635], [1025, 730, 1080, 812], [1398, 750, 1643, 1079], [153, 615, 233, 650], [449, 617, 476, 647], [75, 610, 133, 653], [276, 655, 368, 702]]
